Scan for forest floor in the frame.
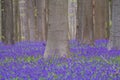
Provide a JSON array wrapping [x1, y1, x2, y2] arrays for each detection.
[[0, 39, 120, 80]]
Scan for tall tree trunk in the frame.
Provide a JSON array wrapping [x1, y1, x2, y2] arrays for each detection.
[[76, 0, 94, 45], [13, 0, 19, 43], [1, 0, 14, 44], [108, 0, 112, 38], [28, 0, 36, 41], [17, 3, 21, 42], [44, 0, 71, 59], [68, 0, 77, 40], [94, 0, 109, 40], [0, 0, 1, 41], [18, 0, 29, 41], [35, 0, 47, 41], [108, 0, 120, 50]]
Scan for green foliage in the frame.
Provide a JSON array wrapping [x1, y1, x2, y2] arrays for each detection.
[[4, 57, 14, 63], [12, 77, 19, 80], [111, 56, 120, 64], [39, 77, 46, 80], [24, 56, 40, 63], [115, 56, 120, 61]]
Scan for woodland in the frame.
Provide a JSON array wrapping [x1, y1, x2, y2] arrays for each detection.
[[0, 0, 120, 80]]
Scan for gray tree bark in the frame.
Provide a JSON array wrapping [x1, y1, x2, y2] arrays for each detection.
[[28, 0, 36, 41], [76, 0, 94, 45], [13, 0, 19, 42], [0, 0, 1, 41], [1, 0, 14, 44], [44, 0, 71, 59], [94, 0, 109, 40], [108, 0, 120, 50], [68, 0, 77, 40], [18, 0, 30, 41], [35, 0, 47, 41]]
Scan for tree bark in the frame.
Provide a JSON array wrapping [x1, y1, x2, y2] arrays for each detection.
[[94, 0, 109, 40], [28, 0, 36, 41], [35, 0, 47, 41], [108, 0, 120, 50], [44, 0, 71, 59], [68, 0, 77, 40], [76, 0, 94, 45], [0, 0, 1, 41], [18, 0, 30, 41], [1, 0, 14, 44], [13, 0, 19, 42]]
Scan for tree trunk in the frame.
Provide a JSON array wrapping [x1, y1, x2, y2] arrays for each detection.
[[44, 0, 71, 59], [76, 0, 94, 45], [94, 0, 109, 40], [13, 0, 19, 43], [17, 3, 21, 42], [1, 0, 14, 44], [68, 0, 77, 40], [18, 0, 29, 41], [0, 0, 1, 41], [28, 0, 36, 41], [35, 0, 47, 41], [108, 0, 120, 50]]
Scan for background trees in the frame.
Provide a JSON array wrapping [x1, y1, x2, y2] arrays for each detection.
[[0, 0, 111, 44], [0, 0, 48, 43], [0, 0, 116, 59]]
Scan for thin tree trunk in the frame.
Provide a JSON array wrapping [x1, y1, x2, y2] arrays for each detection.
[[68, 0, 77, 40], [44, 0, 71, 59], [41, 0, 48, 41], [77, 0, 94, 45], [13, 0, 19, 43], [0, 0, 1, 41], [17, 3, 21, 42]]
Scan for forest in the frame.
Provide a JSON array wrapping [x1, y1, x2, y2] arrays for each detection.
[[0, 0, 120, 80]]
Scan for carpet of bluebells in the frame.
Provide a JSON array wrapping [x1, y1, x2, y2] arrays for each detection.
[[0, 39, 120, 80]]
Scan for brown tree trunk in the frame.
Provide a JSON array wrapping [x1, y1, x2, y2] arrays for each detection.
[[0, 0, 1, 41], [44, 0, 71, 59], [28, 0, 36, 41], [18, 0, 30, 41], [1, 0, 14, 44], [77, 0, 94, 45], [17, 4, 21, 42], [35, 0, 47, 41], [13, 0, 19, 43], [94, 0, 109, 40]]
